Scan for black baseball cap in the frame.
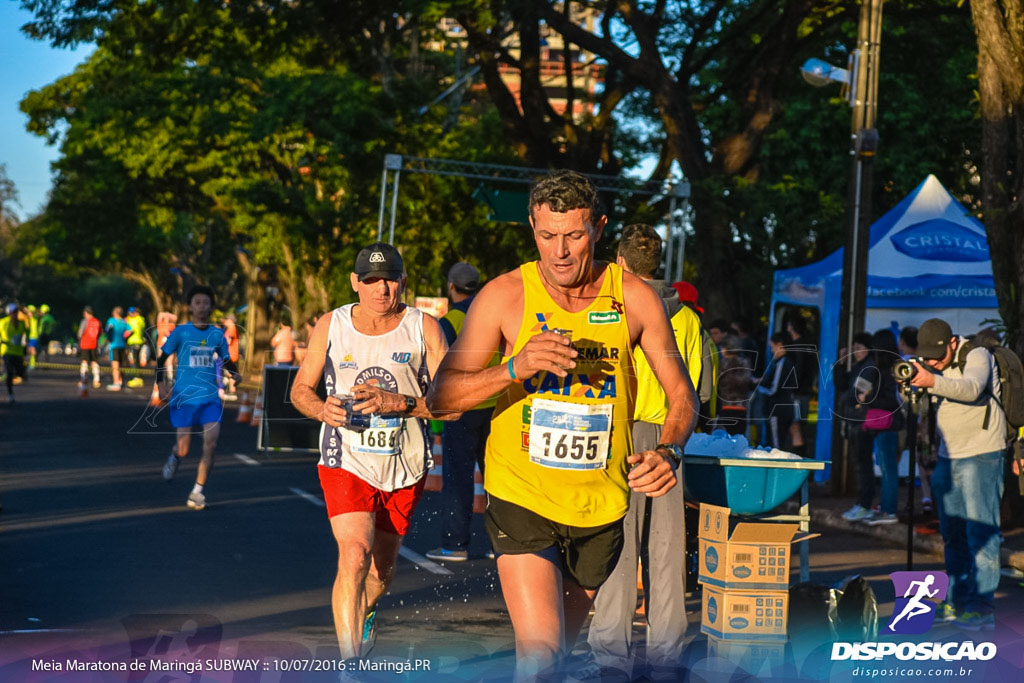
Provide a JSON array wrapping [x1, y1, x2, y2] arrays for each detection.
[[448, 262, 480, 293], [916, 318, 954, 360], [354, 242, 405, 282]]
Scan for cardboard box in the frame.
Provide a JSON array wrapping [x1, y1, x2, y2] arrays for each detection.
[[705, 635, 786, 676], [701, 585, 789, 641], [697, 503, 800, 590]]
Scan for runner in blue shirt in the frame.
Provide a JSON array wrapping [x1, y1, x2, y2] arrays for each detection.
[[105, 307, 133, 390], [157, 286, 242, 510]]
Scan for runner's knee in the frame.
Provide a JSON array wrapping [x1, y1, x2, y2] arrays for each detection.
[[336, 540, 372, 576]]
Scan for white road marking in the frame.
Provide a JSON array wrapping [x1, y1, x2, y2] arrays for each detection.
[[234, 453, 260, 466], [287, 488, 452, 576], [289, 487, 325, 507], [399, 547, 454, 576]]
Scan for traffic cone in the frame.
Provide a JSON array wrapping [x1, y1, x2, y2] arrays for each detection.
[[236, 392, 252, 423], [149, 383, 162, 407], [77, 381, 89, 398], [472, 464, 486, 514], [424, 434, 443, 492], [251, 393, 263, 428]]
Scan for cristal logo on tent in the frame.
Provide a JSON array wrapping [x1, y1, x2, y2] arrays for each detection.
[[885, 571, 949, 635]]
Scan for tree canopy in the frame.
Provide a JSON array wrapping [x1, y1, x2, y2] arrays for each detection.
[[9, 0, 1001, 347]]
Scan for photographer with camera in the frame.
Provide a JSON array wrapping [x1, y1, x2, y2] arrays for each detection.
[[908, 318, 1006, 630]]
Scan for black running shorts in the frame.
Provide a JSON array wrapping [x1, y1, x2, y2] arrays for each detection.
[[80, 348, 98, 363], [484, 495, 624, 590]]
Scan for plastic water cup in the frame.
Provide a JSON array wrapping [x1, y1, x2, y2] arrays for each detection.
[[339, 394, 370, 431]]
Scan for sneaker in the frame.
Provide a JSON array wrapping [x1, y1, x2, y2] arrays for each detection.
[[842, 505, 871, 522], [954, 611, 995, 631], [361, 609, 377, 655], [92, 380, 102, 389], [223, 393, 238, 402], [186, 490, 206, 510], [864, 511, 898, 526], [935, 601, 957, 623], [106, 383, 122, 391], [485, 549, 497, 560], [162, 451, 180, 481], [564, 654, 630, 682], [127, 377, 145, 388], [425, 547, 469, 562]]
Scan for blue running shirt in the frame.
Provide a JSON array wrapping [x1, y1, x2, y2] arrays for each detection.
[[162, 322, 230, 405], [106, 317, 132, 349]]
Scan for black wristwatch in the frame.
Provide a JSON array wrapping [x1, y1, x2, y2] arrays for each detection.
[[403, 395, 417, 414], [656, 443, 684, 470]]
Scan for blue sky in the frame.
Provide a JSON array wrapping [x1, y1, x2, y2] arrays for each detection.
[[1, 2, 92, 220]]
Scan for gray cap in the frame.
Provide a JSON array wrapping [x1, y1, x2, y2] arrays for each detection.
[[916, 318, 954, 360], [448, 262, 480, 293]]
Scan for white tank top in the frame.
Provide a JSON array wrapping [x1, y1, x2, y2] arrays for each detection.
[[317, 304, 431, 491]]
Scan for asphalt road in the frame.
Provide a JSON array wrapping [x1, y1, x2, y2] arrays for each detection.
[[2, 373, 1023, 682]]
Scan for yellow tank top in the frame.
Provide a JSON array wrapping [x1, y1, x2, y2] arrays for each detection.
[[633, 305, 703, 424], [485, 261, 635, 527]]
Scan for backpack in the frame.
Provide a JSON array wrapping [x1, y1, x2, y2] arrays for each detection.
[[955, 337, 1024, 438]]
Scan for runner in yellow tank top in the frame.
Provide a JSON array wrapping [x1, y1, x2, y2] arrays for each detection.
[[427, 171, 697, 679]]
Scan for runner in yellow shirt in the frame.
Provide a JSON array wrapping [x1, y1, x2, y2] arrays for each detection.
[[1, 303, 29, 403], [427, 171, 697, 679]]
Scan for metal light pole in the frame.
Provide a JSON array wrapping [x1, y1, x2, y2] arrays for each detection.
[[833, 0, 882, 494], [839, 0, 883, 377], [801, 0, 883, 493]]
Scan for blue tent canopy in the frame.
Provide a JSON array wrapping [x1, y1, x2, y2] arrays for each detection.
[[767, 175, 1000, 479]]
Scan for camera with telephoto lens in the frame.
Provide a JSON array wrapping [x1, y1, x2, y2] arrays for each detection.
[[893, 359, 919, 383]]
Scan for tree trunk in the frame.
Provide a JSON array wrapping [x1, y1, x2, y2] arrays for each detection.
[[122, 267, 169, 314], [971, 0, 1024, 357]]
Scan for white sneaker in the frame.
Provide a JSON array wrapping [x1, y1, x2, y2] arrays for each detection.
[[186, 491, 206, 510], [162, 451, 180, 481], [864, 511, 898, 525], [842, 504, 871, 522]]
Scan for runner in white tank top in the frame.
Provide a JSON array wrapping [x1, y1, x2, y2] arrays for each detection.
[[290, 242, 458, 660], [317, 303, 431, 489]]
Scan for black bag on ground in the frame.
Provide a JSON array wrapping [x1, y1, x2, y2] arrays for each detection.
[[834, 575, 878, 642]]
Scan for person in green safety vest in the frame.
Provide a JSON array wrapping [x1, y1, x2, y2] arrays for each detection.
[[38, 304, 57, 362], [1, 303, 29, 403]]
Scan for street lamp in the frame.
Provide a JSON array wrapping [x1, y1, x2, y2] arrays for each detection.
[[801, 0, 883, 496]]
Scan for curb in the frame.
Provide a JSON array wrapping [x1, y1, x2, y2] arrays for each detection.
[[803, 503, 1024, 572]]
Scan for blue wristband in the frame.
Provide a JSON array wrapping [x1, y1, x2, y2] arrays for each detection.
[[507, 357, 521, 382]]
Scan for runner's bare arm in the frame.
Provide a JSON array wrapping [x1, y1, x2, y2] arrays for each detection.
[[622, 273, 698, 496], [291, 313, 345, 428], [351, 313, 461, 420], [425, 274, 578, 413]]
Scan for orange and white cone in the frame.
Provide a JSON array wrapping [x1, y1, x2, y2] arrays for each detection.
[[149, 383, 162, 407], [472, 464, 486, 514], [251, 393, 263, 428], [424, 434, 443, 492], [236, 392, 252, 423]]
